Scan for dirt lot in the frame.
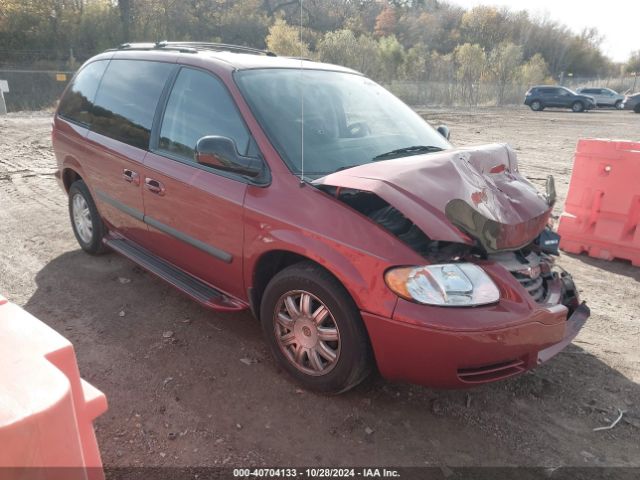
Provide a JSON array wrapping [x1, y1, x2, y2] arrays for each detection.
[[1, 107, 639, 469]]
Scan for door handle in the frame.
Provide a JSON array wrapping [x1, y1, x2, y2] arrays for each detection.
[[144, 177, 166, 196], [122, 169, 140, 186]]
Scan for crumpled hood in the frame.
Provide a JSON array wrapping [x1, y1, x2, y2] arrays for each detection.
[[313, 143, 552, 253]]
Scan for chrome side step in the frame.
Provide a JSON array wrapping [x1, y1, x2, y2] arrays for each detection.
[[104, 236, 247, 312]]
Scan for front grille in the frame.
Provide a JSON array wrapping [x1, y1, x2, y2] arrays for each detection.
[[512, 272, 547, 303], [489, 251, 550, 304], [457, 358, 526, 383]]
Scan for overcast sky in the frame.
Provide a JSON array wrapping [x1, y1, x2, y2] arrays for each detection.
[[446, 0, 638, 62]]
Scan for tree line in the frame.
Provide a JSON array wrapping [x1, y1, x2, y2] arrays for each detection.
[[1, 0, 638, 105]]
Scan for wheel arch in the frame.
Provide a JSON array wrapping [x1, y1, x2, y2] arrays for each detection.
[[62, 167, 83, 193], [249, 250, 346, 320]]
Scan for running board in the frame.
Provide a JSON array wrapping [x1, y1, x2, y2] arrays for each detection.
[[104, 236, 247, 312]]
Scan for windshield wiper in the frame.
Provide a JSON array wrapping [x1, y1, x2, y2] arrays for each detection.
[[333, 164, 362, 172], [373, 145, 444, 161]]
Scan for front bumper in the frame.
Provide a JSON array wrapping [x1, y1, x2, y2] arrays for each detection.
[[362, 301, 590, 389]]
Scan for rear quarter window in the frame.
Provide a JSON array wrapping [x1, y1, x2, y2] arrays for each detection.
[[57, 60, 108, 126], [90, 59, 174, 150]]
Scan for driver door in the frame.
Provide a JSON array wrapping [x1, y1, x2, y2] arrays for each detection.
[[143, 67, 258, 299]]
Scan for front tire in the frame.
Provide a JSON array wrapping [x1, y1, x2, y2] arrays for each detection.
[[260, 262, 372, 394], [68, 180, 107, 254], [634, 104, 640, 114], [572, 101, 585, 112], [615, 100, 623, 110], [530, 100, 543, 111]]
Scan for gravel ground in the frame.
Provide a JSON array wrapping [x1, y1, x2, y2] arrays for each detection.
[[1, 107, 639, 468]]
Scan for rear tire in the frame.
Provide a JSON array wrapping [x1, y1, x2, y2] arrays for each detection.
[[260, 261, 372, 394], [68, 180, 108, 255], [572, 101, 585, 113], [530, 100, 543, 111]]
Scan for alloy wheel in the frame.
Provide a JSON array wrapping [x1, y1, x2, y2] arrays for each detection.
[[273, 290, 341, 376], [72, 193, 93, 244]]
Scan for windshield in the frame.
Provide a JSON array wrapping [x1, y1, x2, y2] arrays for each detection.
[[235, 69, 451, 178]]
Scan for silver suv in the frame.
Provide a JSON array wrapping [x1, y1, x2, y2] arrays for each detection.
[[576, 87, 625, 109]]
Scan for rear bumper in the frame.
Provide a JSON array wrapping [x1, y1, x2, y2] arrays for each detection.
[[362, 302, 590, 389]]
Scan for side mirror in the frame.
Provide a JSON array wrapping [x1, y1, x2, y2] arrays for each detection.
[[195, 136, 263, 178], [437, 125, 450, 140]]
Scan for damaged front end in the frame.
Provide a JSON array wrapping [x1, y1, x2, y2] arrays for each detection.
[[314, 143, 581, 313]]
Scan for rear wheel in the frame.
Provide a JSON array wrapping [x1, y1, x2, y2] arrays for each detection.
[[68, 180, 107, 254], [572, 101, 585, 112], [260, 262, 372, 394], [530, 100, 543, 111]]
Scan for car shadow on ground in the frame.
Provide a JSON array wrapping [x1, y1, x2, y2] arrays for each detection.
[[563, 252, 639, 282], [531, 109, 613, 114], [22, 250, 640, 467]]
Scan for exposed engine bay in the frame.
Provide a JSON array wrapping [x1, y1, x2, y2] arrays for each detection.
[[317, 186, 579, 313], [313, 143, 581, 314]]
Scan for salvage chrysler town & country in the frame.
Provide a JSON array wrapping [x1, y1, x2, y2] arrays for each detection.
[[52, 42, 589, 393]]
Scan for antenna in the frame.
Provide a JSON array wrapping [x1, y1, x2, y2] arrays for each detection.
[[299, 0, 305, 184]]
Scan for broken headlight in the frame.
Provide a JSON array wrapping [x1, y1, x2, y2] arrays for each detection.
[[384, 263, 500, 307]]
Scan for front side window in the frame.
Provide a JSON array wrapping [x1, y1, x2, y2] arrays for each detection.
[[91, 60, 174, 149], [235, 69, 450, 178], [159, 68, 251, 161], [57, 60, 108, 126]]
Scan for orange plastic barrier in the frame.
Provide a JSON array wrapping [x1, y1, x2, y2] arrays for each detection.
[[0, 294, 107, 480], [558, 139, 640, 266]]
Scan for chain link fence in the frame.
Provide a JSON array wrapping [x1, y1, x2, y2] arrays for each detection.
[[0, 63, 637, 112], [0, 69, 73, 112], [386, 76, 639, 107], [0, 48, 90, 112]]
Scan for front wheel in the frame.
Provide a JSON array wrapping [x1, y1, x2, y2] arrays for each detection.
[[634, 104, 640, 114], [260, 262, 372, 394], [572, 101, 585, 112], [68, 180, 108, 254], [615, 100, 623, 110]]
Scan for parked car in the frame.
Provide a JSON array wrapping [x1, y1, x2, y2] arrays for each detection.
[[524, 86, 596, 112], [52, 42, 589, 393], [622, 92, 640, 113], [575, 87, 625, 109]]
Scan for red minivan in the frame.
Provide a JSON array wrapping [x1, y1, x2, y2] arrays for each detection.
[[52, 42, 589, 393]]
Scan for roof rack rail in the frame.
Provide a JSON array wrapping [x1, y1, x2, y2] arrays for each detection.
[[114, 41, 276, 57], [115, 42, 197, 54]]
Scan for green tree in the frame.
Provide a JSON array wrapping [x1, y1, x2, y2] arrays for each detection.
[[625, 50, 640, 74], [454, 43, 486, 105], [400, 43, 429, 81], [460, 6, 507, 51], [378, 35, 405, 82], [265, 18, 310, 57], [218, 0, 270, 48], [488, 42, 523, 104], [316, 29, 380, 76], [518, 53, 549, 87]]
